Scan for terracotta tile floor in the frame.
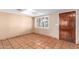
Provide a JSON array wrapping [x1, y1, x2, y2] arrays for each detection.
[[0, 33, 79, 49]]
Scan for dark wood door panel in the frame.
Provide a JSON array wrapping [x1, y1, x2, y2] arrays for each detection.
[[59, 11, 76, 43]]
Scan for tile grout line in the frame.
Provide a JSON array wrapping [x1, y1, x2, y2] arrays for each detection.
[[14, 39, 24, 49], [1, 40, 5, 49], [7, 39, 14, 49]]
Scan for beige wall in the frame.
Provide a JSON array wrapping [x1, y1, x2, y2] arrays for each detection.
[[34, 13, 59, 39], [76, 10, 79, 44], [0, 12, 33, 40]]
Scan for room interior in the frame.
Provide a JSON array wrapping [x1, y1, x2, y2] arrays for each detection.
[[0, 9, 79, 49]]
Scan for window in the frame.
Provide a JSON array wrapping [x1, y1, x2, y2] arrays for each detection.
[[36, 16, 49, 28]]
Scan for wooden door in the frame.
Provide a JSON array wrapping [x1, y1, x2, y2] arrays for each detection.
[[59, 11, 76, 43]]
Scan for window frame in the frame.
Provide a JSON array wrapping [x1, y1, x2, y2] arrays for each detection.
[[36, 16, 49, 29]]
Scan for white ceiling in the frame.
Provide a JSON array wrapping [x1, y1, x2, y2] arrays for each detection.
[[0, 9, 76, 17]]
